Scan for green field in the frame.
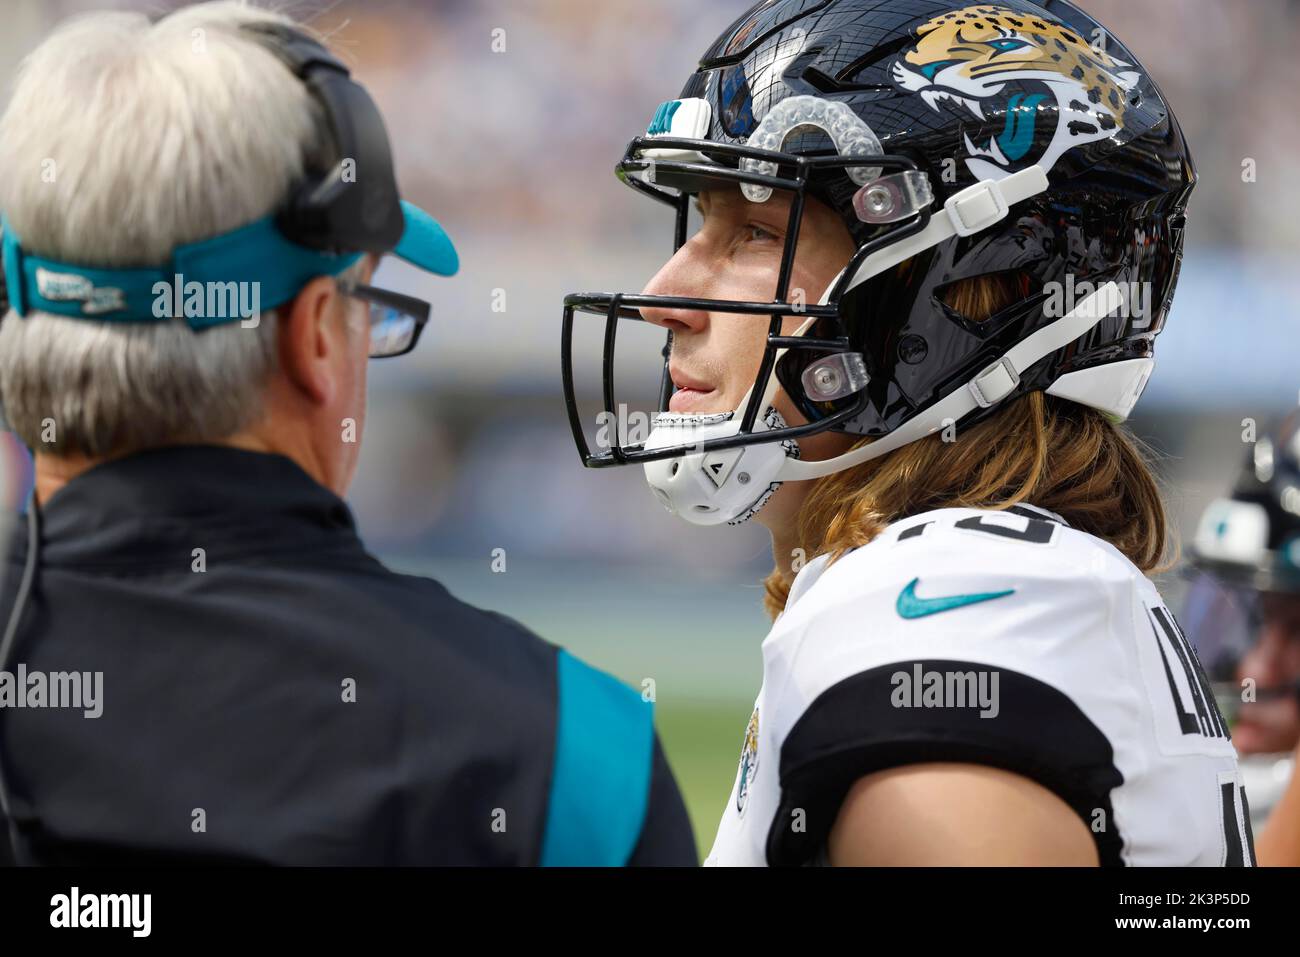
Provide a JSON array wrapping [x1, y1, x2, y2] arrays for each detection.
[[653, 700, 753, 858]]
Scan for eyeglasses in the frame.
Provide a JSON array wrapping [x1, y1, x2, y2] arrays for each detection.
[[337, 278, 431, 358]]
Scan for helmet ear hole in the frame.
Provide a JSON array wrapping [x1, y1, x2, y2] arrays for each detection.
[[935, 270, 1035, 325]]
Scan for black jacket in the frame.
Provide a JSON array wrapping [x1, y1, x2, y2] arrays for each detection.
[[0, 445, 695, 865]]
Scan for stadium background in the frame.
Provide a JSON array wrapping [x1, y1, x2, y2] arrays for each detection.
[[1, 0, 1298, 856]]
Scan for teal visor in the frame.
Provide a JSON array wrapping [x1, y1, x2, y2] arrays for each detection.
[[1, 200, 457, 330]]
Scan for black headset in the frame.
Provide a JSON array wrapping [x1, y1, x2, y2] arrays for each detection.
[[0, 20, 406, 865], [0, 21, 405, 315], [239, 21, 406, 255]]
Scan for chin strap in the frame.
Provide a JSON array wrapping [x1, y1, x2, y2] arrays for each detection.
[[778, 280, 1124, 481]]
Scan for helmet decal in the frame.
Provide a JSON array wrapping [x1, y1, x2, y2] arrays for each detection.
[[891, 5, 1142, 181]]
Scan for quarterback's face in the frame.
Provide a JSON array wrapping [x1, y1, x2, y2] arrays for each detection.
[[639, 187, 856, 421], [1233, 591, 1300, 754]]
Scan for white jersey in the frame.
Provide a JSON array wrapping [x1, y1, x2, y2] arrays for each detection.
[[706, 505, 1255, 867]]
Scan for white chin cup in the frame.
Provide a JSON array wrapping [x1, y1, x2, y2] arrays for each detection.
[[642, 408, 798, 526]]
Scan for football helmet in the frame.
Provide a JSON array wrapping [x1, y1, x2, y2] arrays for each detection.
[[560, 0, 1195, 525], [1184, 411, 1300, 703]]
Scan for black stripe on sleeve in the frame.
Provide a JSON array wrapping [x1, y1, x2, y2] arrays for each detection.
[[766, 660, 1125, 866], [1220, 781, 1246, 867]]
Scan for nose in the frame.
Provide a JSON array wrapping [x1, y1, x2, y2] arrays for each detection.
[[639, 243, 710, 334]]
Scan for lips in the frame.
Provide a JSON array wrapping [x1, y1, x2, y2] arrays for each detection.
[[668, 365, 718, 413]]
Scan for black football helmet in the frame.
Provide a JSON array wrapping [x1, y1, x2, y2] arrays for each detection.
[[560, 0, 1195, 525]]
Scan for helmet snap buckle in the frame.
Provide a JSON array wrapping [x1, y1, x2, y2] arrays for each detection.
[[944, 179, 1011, 236], [969, 356, 1020, 408], [801, 352, 869, 402], [853, 170, 934, 224]]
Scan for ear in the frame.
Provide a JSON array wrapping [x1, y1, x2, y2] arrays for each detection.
[[277, 274, 344, 407]]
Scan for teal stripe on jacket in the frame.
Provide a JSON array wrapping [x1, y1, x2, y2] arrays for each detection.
[[540, 650, 654, 866]]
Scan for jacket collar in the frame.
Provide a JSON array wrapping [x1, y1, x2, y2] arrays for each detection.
[[30, 445, 360, 566]]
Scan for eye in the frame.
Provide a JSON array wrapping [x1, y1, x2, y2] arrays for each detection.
[[746, 223, 780, 243], [987, 37, 1028, 54]]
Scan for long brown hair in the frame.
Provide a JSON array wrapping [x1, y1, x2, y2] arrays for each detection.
[[763, 273, 1173, 619]]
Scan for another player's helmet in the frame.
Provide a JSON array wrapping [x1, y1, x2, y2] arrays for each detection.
[[560, 0, 1195, 526], [1191, 412, 1300, 597], [1184, 411, 1300, 693]]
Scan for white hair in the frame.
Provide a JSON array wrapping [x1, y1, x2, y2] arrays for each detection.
[[0, 1, 361, 456]]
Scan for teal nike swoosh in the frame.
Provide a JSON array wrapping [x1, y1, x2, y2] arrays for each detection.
[[896, 577, 1014, 619]]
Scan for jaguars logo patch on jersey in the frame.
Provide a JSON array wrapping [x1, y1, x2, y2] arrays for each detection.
[[736, 706, 760, 815], [892, 5, 1141, 181]]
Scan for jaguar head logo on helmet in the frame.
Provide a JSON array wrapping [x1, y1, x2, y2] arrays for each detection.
[[892, 4, 1143, 179]]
